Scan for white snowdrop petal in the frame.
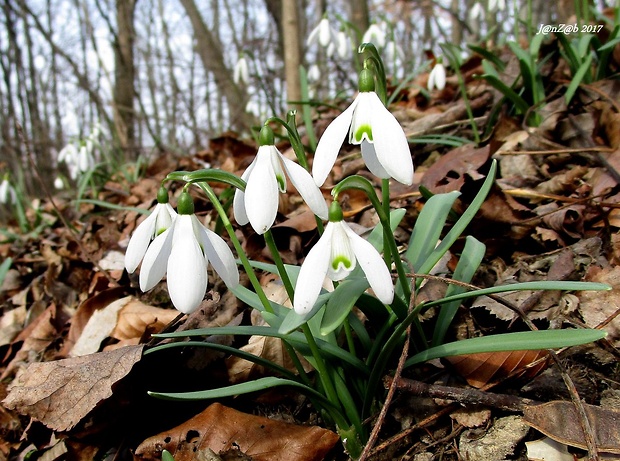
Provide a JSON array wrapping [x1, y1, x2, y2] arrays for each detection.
[[167, 216, 208, 314], [312, 98, 358, 186], [343, 224, 394, 304], [139, 225, 174, 292], [368, 95, 413, 185], [245, 147, 279, 234], [199, 224, 240, 289], [279, 154, 328, 220], [124, 211, 158, 273], [233, 156, 257, 226], [360, 140, 389, 179], [293, 225, 333, 314], [327, 221, 356, 281]]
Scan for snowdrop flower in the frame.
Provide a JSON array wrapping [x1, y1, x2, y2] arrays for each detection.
[[139, 191, 239, 314], [384, 41, 405, 66], [307, 64, 321, 82], [469, 2, 484, 23], [362, 23, 386, 48], [54, 176, 65, 190], [328, 30, 351, 59], [489, 0, 505, 12], [427, 58, 446, 91], [293, 201, 394, 314], [234, 125, 328, 234], [307, 17, 334, 48], [0, 177, 17, 205], [234, 55, 250, 85], [125, 186, 177, 274], [312, 68, 413, 186]]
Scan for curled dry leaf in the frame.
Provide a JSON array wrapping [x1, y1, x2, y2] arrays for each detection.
[[446, 349, 549, 388], [2, 345, 143, 432], [134, 402, 339, 461], [523, 401, 620, 454]]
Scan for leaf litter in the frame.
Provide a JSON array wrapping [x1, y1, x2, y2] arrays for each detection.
[[0, 35, 620, 461]]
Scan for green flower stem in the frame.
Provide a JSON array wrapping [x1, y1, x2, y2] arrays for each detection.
[[381, 179, 393, 268], [196, 182, 274, 314], [263, 230, 349, 430], [196, 182, 314, 387], [343, 317, 356, 356], [263, 230, 296, 301]]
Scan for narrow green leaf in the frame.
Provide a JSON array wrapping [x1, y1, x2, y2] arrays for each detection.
[[149, 376, 337, 411], [405, 329, 607, 368], [469, 46, 506, 71], [418, 160, 497, 276], [320, 277, 369, 335], [479, 74, 531, 114], [431, 236, 486, 346], [565, 53, 593, 104], [406, 191, 461, 272], [422, 280, 611, 309]]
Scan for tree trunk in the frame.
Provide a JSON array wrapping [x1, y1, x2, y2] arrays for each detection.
[[179, 0, 252, 134], [349, 0, 369, 40], [114, 0, 137, 160], [282, 0, 302, 109]]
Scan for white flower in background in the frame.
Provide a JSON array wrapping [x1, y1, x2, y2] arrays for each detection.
[[469, 2, 484, 23], [234, 55, 250, 85], [362, 23, 386, 48], [125, 186, 177, 274], [312, 68, 413, 186], [307, 64, 321, 82], [489, 0, 506, 12], [54, 176, 65, 190], [234, 125, 328, 235], [0, 178, 17, 205], [138, 191, 239, 314], [307, 17, 335, 48], [427, 58, 446, 91], [58, 124, 100, 180], [293, 201, 394, 314], [384, 41, 405, 65], [328, 30, 351, 59]]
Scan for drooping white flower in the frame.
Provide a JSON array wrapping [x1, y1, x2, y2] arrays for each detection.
[[307, 17, 335, 48], [54, 176, 65, 190], [125, 186, 177, 274], [307, 64, 321, 82], [0, 178, 17, 205], [427, 59, 446, 91], [489, 0, 505, 12], [138, 191, 239, 314], [293, 201, 394, 314], [234, 55, 250, 85], [384, 41, 405, 66], [362, 23, 386, 48], [328, 30, 351, 59], [312, 68, 413, 186], [469, 2, 484, 23], [233, 125, 328, 235]]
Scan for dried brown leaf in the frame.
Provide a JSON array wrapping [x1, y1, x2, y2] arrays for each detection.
[[420, 144, 490, 194], [523, 401, 620, 454], [579, 265, 620, 342], [446, 349, 549, 388], [2, 345, 143, 432], [134, 402, 339, 461]]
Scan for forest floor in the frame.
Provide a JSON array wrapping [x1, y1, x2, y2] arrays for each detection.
[[1, 35, 620, 461]]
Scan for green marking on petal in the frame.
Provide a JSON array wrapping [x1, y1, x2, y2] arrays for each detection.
[[331, 255, 352, 271], [276, 173, 286, 192], [354, 124, 373, 143]]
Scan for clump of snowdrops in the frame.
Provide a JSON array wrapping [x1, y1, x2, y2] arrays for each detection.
[[124, 45, 608, 458]]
